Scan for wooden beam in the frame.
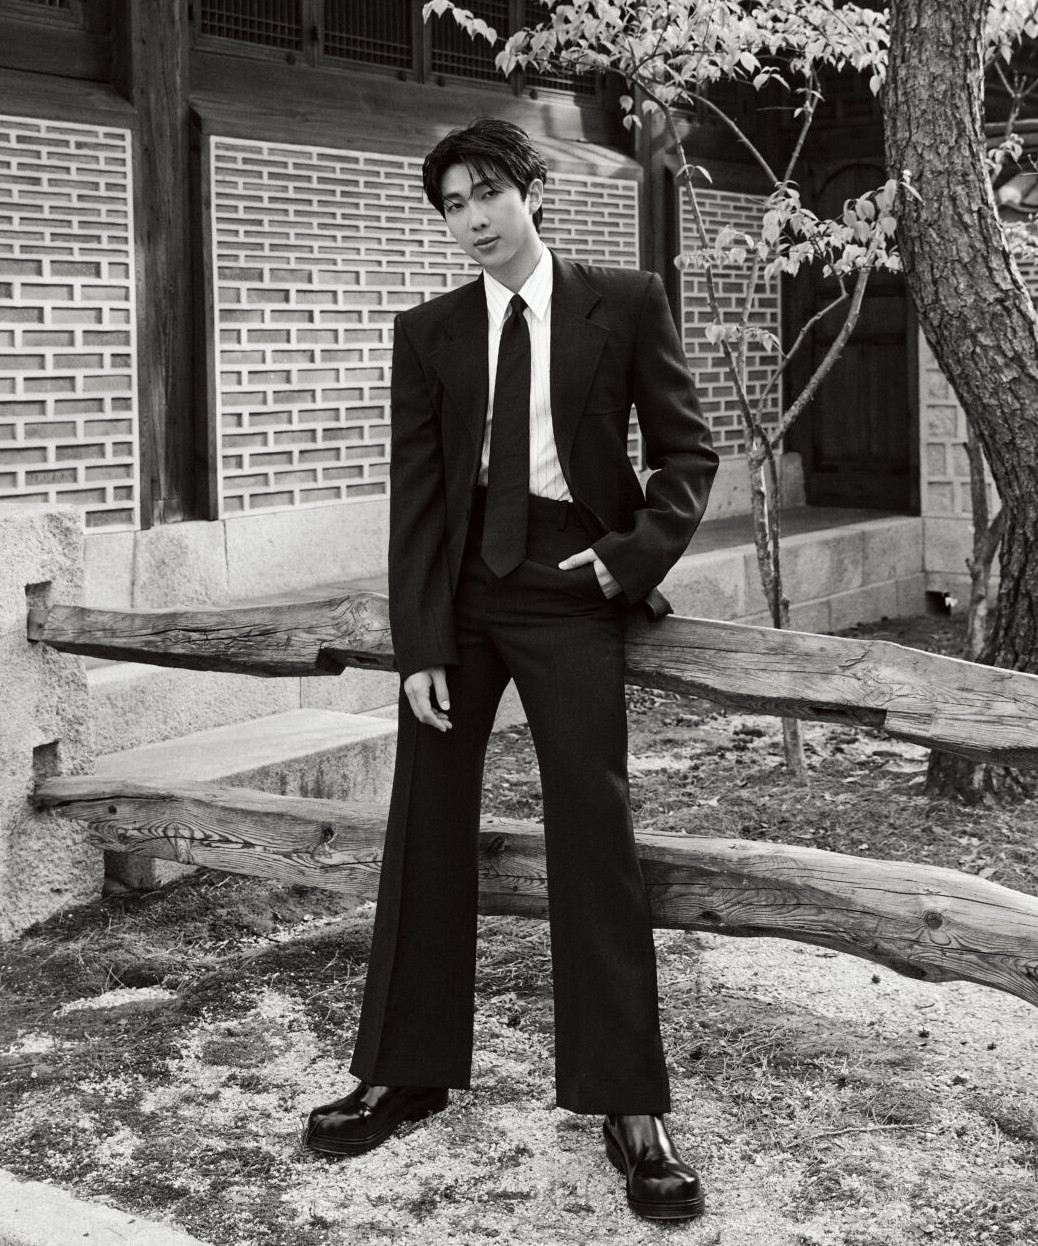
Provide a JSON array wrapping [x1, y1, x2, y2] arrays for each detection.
[[0, 66, 135, 132], [188, 53, 621, 161], [28, 591, 1038, 766], [0, 11, 112, 83], [190, 107, 220, 521], [112, 0, 197, 525], [37, 775, 1038, 1011], [27, 593, 394, 676], [622, 614, 1038, 766]]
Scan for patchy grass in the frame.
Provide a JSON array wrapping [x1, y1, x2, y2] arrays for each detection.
[[3, 612, 1038, 1245]]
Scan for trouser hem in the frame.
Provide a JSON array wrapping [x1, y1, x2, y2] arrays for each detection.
[[557, 1077, 671, 1116], [349, 1053, 472, 1092]]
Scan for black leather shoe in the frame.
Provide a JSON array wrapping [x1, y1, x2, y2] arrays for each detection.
[[603, 1113, 705, 1220], [303, 1081, 449, 1156]]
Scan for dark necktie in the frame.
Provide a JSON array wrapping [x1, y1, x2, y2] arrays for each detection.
[[481, 293, 530, 577]]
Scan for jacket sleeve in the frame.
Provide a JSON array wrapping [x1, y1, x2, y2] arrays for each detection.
[[591, 273, 718, 605], [387, 313, 458, 681]]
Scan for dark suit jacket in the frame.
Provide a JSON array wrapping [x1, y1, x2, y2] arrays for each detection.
[[387, 252, 719, 681]]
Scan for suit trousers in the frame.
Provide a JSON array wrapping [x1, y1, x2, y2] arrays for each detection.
[[349, 494, 671, 1115]]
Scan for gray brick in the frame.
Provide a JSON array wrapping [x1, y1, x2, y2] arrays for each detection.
[[211, 137, 641, 519], [0, 116, 138, 526]]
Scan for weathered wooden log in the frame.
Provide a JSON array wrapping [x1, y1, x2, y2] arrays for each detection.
[[28, 592, 1038, 766], [26, 593, 394, 677], [624, 614, 1038, 767], [37, 775, 1038, 1011]]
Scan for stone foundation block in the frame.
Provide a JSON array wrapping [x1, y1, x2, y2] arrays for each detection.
[[778, 528, 865, 603], [87, 664, 302, 755], [660, 548, 748, 620], [924, 516, 974, 584], [0, 505, 99, 939], [863, 518, 924, 585]]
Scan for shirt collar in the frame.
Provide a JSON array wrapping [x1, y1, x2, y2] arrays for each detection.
[[484, 244, 553, 329]]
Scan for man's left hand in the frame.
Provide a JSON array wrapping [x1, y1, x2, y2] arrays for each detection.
[[558, 548, 622, 599]]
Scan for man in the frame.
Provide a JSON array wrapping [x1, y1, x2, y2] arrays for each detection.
[[304, 118, 718, 1222]]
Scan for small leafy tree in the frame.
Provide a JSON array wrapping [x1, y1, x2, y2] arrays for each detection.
[[424, 0, 901, 773]]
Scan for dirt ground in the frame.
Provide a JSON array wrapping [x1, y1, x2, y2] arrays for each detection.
[[2, 611, 1038, 1246]]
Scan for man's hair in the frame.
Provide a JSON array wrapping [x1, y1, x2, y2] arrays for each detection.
[[422, 117, 549, 232]]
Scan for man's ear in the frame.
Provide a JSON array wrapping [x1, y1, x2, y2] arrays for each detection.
[[526, 177, 544, 217]]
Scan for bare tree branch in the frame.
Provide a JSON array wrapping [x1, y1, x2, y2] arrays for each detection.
[[757, 283, 851, 413], [771, 243, 879, 447]]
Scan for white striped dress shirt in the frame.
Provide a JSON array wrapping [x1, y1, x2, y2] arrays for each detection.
[[480, 245, 571, 501]]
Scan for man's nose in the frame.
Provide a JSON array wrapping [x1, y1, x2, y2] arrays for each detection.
[[469, 202, 490, 230]]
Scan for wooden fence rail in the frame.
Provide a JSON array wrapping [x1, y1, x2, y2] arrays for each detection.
[[27, 593, 1038, 766], [28, 594, 1038, 1014], [26, 594, 394, 677], [36, 775, 1038, 1012]]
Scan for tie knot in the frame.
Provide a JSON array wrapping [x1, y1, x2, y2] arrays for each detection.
[[509, 294, 527, 320]]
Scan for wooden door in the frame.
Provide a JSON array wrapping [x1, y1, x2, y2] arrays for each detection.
[[786, 162, 918, 512]]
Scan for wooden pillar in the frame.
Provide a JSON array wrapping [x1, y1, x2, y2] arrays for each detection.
[[111, 1, 202, 526], [633, 90, 678, 314]]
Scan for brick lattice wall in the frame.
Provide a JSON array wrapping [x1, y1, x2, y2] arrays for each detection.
[[680, 188, 781, 458], [0, 115, 139, 529], [920, 334, 973, 521], [211, 137, 641, 517], [920, 247, 1038, 589], [920, 247, 1038, 591], [919, 330, 1000, 595]]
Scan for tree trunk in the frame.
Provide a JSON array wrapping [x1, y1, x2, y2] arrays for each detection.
[[961, 421, 1002, 664], [746, 438, 806, 774], [886, 0, 1038, 800]]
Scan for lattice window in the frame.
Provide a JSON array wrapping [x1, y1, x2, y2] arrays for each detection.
[[323, 0, 412, 69], [429, 0, 508, 82], [521, 1, 595, 96], [199, 0, 302, 50], [2, 0, 82, 20], [191, 1, 596, 98]]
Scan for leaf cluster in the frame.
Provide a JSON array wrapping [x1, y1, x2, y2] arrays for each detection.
[[987, 0, 1038, 64], [425, 0, 889, 107], [682, 178, 906, 296]]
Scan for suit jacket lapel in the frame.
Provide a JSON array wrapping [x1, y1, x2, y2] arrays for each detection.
[[424, 257, 608, 470], [549, 254, 608, 472], [428, 276, 489, 451]]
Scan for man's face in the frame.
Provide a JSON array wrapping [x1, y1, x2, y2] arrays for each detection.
[[439, 162, 544, 289]]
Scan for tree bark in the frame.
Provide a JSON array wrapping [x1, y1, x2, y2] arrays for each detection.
[[886, 0, 1038, 800]]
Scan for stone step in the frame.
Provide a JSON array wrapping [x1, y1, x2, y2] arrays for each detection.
[[83, 574, 400, 755], [94, 707, 397, 891], [661, 512, 925, 635], [86, 658, 398, 756], [0, 1167, 211, 1246]]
